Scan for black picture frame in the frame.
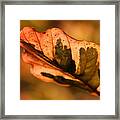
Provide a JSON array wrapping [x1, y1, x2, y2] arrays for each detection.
[[0, 0, 119, 119]]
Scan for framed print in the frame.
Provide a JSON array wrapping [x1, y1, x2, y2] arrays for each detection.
[[0, 0, 119, 119]]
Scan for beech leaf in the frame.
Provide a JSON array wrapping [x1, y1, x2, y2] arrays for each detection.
[[20, 27, 100, 95]]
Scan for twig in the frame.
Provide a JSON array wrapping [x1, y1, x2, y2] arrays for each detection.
[[20, 40, 100, 96]]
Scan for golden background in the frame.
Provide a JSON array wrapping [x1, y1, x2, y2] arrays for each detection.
[[20, 20, 100, 100]]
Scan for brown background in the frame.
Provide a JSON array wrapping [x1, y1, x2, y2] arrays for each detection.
[[20, 20, 100, 100]]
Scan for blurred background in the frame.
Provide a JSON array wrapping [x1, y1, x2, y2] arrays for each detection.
[[20, 20, 100, 100]]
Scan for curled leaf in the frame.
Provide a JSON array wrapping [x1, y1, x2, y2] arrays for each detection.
[[20, 27, 100, 95]]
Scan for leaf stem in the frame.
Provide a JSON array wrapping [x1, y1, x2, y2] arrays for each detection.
[[20, 40, 100, 96]]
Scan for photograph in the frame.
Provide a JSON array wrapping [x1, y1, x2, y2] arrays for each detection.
[[2, 1, 118, 118], [20, 20, 100, 100]]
